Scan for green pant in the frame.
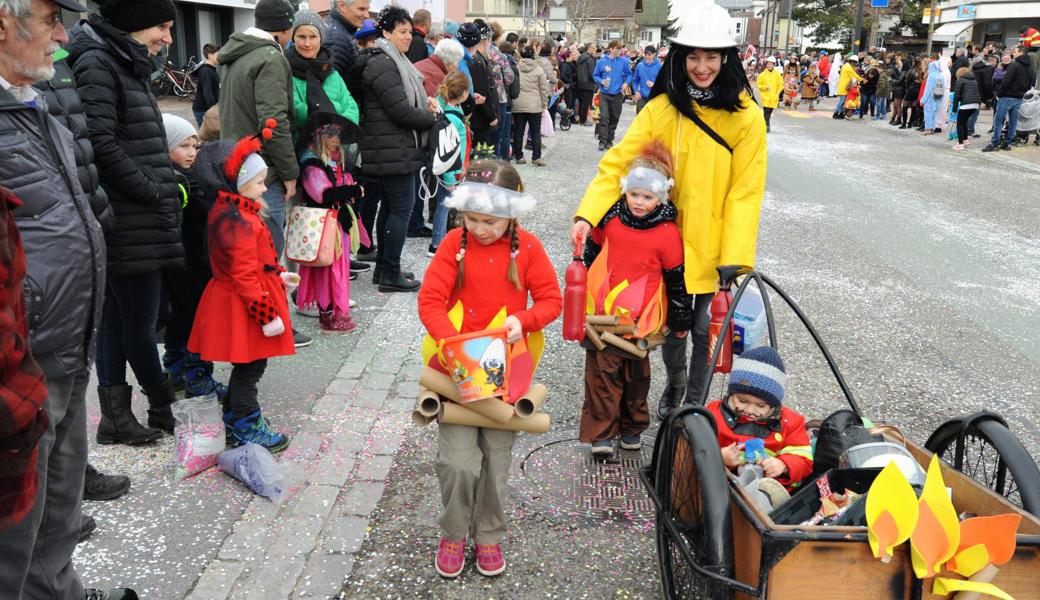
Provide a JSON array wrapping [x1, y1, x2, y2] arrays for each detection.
[[435, 423, 516, 544]]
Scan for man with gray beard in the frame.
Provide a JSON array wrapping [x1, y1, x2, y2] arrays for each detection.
[[0, 0, 132, 598]]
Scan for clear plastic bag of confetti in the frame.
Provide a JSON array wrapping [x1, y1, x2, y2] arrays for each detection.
[[218, 443, 285, 503], [172, 394, 226, 480]]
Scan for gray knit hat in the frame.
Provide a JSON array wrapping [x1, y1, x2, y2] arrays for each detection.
[[162, 114, 198, 152], [293, 9, 325, 41], [255, 0, 295, 32]]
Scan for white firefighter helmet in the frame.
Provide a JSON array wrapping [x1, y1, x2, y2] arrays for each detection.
[[669, 0, 739, 49]]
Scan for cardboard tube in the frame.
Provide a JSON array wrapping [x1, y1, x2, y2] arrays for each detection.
[[419, 367, 460, 402], [637, 333, 667, 351], [593, 324, 637, 336], [952, 564, 1000, 600], [411, 409, 433, 427], [514, 383, 548, 419], [417, 387, 442, 417], [587, 314, 619, 326], [585, 323, 606, 350], [439, 402, 551, 433], [600, 331, 648, 359], [459, 396, 515, 424]]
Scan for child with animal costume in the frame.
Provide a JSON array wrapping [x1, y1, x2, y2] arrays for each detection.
[[578, 141, 694, 454], [417, 159, 561, 579], [188, 121, 295, 452], [707, 346, 813, 505], [296, 112, 366, 334]]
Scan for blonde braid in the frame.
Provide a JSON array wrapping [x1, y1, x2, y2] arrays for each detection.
[[507, 220, 521, 290], [455, 222, 468, 291]]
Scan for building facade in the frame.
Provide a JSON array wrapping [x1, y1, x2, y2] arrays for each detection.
[[925, 0, 1040, 49]]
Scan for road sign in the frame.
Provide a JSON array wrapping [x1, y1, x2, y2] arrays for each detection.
[[871, 0, 889, 7]]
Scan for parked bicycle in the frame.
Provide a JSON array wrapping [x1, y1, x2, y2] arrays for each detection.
[[152, 56, 198, 101]]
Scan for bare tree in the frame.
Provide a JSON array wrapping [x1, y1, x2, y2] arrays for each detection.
[[566, 0, 618, 43]]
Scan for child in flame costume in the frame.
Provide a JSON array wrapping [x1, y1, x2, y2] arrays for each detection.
[[188, 120, 295, 452], [418, 160, 562, 579], [579, 141, 694, 454]]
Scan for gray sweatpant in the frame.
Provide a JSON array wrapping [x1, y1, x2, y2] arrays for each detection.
[[0, 368, 87, 599], [435, 423, 515, 545], [661, 293, 714, 405]]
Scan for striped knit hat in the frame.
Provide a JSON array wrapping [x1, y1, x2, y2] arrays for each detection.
[[727, 346, 786, 407]]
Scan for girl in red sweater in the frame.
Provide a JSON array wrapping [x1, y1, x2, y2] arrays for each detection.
[[579, 142, 694, 453], [418, 160, 562, 579], [189, 126, 296, 452]]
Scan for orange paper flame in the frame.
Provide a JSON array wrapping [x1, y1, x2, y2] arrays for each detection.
[[910, 456, 961, 578], [948, 514, 1021, 576]]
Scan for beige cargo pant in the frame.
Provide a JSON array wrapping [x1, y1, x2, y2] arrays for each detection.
[[435, 423, 516, 545]]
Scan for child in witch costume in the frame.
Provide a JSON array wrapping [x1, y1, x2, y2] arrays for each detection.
[[295, 113, 367, 333], [188, 121, 295, 452], [579, 141, 694, 455], [709, 346, 813, 497], [418, 160, 561, 579]]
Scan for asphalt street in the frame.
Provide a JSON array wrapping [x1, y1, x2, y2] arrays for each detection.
[[77, 98, 1040, 599]]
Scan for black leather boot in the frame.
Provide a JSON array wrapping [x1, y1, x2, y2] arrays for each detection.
[[84, 463, 131, 501], [372, 264, 414, 284], [657, 371, 686, 420], [96, 385, 162, 445], [378, 271, 422, 292], [143, 376, 177, 434]]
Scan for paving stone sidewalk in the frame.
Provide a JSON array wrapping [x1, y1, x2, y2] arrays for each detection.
[[180, 292, 424, 599]]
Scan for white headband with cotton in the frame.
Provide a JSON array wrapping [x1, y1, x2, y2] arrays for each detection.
[[441, 182, 537, 219], [620, 166, 674, 200]]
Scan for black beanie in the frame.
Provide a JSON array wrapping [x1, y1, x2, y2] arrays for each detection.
[[255, 0, 295, 32], [100, 0, 176, 33]]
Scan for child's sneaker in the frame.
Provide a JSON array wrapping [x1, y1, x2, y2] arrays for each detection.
[[183, 366, 229, 402], [475, 543, 506, 576], [225, 410, 290, 453], [590, 440, 613, 455], [620, 434, 642, 450], [435, 537, 466, 578], [319, 311, 358, 334]]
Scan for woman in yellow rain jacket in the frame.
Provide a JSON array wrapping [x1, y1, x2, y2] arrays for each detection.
[[834, 55, 864, 119], [756, 56, 784, 131], [570, 0, 767, 417]]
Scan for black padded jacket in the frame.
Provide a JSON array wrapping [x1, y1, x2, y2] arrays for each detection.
[[66, 15, 183, 277]]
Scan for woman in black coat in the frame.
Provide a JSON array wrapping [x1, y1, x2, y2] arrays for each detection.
[[357, 7, 436, 292], [67, 3, 183, 443], [900, 59, 920, 129], [952, 68, 982, 147], [888, 59, 906, 125]]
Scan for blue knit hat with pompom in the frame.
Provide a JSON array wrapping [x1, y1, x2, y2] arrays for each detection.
[[727, 346, 786, 407]]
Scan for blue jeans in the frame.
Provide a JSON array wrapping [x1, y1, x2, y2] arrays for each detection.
[[991, 97, 1023, 146], [431, 184, 451, 250], [408, 175, 426, 234], [875, 97, 888, 119], [96, 271, 165, 387], [834, 95, 846, 114], [261, 180, 287, 258], [193, 110, 206, 127], [968, 108, 980, 134], [372, 171, 418, 277], [859, 94, 875, 116], [496, 103, 512, 160]]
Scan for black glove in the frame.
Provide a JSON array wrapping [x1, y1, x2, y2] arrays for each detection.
[[582, 233, 601, 268], [336, 205, 354, 233], [663, 265, 694, 332], [322, 184, 362, 207]]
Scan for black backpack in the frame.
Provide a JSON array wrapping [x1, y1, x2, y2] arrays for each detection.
[[812, 409, 882, 476], [426, 111, 463, 177]]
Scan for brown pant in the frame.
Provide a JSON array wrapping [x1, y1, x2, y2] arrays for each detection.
[[579, 348, 651, 443]]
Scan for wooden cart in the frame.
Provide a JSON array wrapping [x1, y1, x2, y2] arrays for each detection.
[[640, 270, 1040, 599]]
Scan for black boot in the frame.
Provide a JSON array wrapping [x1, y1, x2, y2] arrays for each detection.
[[142, 376, 177, 434], [84, 463, 131, 501], [657, 371, 686, 420], [371, 264, 414, 284], [78, 514, 96, 543], [84, 589, 140, 600], [378, 271, 422, 292], [96, 385, 162, 445]]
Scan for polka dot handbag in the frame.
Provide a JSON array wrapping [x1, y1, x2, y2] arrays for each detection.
[[286, 205, 340, 267]]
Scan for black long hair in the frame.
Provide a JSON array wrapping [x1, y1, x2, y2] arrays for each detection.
[[648, 45, 754, 115]]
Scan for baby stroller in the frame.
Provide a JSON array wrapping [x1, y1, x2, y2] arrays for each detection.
[[549, 91, 573, 131], [1012, 88, 1040, 146]]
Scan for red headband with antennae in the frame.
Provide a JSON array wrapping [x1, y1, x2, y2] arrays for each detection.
[[224, 119, 277, 183]]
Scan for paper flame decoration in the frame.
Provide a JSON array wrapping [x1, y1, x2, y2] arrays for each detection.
[[910, 456, 961, 578], [584, 239, 665, 337], [420, 302, 542, 403], [865, 454, 1022, 599], [866, 460, 919, 562]]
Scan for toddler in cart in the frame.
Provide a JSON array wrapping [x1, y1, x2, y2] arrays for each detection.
[[707, 346, 813, 509]]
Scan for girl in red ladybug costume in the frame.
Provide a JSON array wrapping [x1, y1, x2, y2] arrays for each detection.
[[188, 122, 295, 452]]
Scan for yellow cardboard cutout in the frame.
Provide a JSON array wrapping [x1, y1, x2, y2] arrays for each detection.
[[932, 577, 1015, 600], [866, 461, 920, 561]]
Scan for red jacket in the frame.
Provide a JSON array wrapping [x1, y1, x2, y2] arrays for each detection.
[[0, 187, 48, 530], [706, 399, 813, 488], [818, 56, 831, 79], [189, 192, 295, 364], [418, 226, 562, 341], [415, 55, 450, 99]]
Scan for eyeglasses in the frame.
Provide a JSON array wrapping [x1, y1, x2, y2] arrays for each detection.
[[28, 10, 63, 31]]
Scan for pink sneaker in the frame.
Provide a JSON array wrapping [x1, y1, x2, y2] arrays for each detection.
[[475, 543, 506, 576], [319, 311, 358, 334], [435, 537, 466, 578]]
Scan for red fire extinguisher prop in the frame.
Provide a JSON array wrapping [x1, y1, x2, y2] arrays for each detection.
[[708, 278, 734, 373], [562, 242, 587, 342]]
